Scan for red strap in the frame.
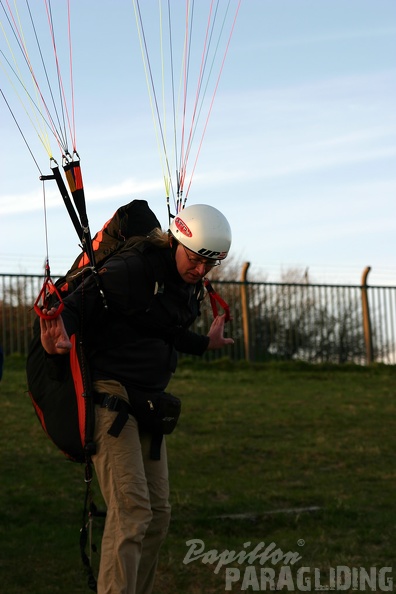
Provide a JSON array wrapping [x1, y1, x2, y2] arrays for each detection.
[[204, 278, 230, 322], [34, 276, 64, 320]]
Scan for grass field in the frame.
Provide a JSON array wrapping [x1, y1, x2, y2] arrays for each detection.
[[1, 355, 396, 593]]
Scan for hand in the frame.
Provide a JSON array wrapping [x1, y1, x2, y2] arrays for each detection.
[[206, 314, 234, 350], [40, 307, 72, 355]]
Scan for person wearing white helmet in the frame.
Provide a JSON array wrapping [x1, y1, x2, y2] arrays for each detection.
[[169, 203, 232, 283], [39, 202, 233, 594], [170, 203, 232, 259]]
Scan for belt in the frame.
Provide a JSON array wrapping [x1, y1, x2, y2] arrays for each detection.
[[92, 391, 164, 460], [93, 392, 133, 438]]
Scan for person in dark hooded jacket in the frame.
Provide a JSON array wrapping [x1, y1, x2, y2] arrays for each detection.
[[40, 204, 233, 594]]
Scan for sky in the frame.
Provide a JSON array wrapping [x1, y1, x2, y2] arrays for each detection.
[[0, 0, 395, 286]]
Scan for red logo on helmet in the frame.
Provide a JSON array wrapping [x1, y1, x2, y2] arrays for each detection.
[[174, 216, 192, 237]]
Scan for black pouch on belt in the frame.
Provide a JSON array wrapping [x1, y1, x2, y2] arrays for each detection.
[[94, 390, 181, 460], [129, 390, 181, 435]]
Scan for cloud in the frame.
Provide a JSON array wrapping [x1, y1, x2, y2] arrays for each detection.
[[255, 27, 396, 50], [0, 177, 164, 216], [204, 69, 396, 182]]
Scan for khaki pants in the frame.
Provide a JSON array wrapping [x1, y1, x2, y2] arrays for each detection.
[[92, 380, 171, 594]]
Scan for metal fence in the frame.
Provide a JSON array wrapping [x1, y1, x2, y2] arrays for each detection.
[[1, 273, 395, 364], [1, 274, 42, 356]]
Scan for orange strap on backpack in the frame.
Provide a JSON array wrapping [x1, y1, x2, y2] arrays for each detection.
[[203, 278, 230, 322]]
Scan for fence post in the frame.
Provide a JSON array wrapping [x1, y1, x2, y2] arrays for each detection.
[[240, 262, 251, 361], [361, 266, 374, 364]]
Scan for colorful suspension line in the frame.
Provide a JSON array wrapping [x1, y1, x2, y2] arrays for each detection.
[[33, 178, 65, 320], [133, 0, 242, 219], [1, 1, 97, 314], [0, 0, 76, 159], [1, 0, 95, 258]]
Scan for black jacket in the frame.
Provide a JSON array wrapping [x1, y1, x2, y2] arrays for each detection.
[[61, 243, 209, 393]]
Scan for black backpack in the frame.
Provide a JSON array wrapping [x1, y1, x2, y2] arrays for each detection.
[[26, 199, 161, 463]]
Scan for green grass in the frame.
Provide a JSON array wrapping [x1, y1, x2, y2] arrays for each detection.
[[1, 355, 396, 593]]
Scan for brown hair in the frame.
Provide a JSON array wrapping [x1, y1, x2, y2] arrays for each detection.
[[121, 227, 172, 251]]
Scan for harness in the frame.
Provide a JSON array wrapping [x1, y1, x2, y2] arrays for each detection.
[[92, 392, 165, 460]]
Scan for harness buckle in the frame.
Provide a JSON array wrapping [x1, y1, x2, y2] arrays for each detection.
[[101, 394, 120, 411]]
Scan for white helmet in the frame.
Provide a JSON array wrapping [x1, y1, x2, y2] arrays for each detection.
[[169, 204, 232, 260]]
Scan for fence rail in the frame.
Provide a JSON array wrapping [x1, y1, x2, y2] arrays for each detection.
[[1, 273, 395, 364]]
